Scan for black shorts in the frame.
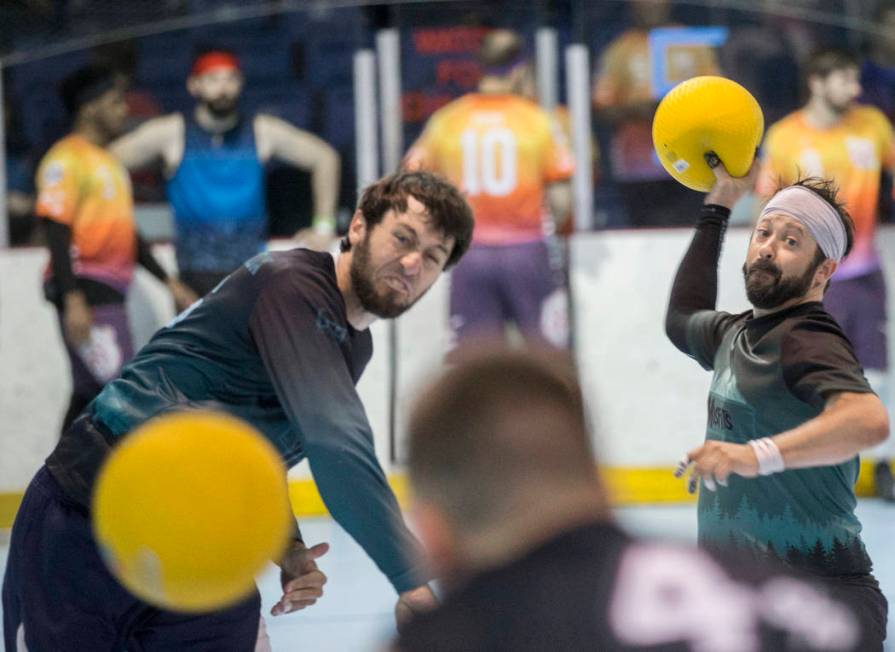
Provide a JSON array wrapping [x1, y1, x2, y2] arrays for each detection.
[[2, 466, 261, 651], [822, 574, 888, 652]]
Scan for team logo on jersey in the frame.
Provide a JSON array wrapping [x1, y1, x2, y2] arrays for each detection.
[[540, 289, 569, 348], [845, 137, 877, 170], [316, 308, 347, 344], [42, 161, 65, 186], [707, 396, 733, 431], [96, 166, 117, 200], [797, 149, 824, 177], [77, 325, 122, 383]]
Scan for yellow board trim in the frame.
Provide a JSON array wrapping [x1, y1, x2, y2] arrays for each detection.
[[0, 461, 880, 529]]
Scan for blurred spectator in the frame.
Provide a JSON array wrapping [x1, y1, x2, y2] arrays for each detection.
[[546, 104, 599, 236], [394, 348, 871, 652], [4, 86, 37, 245], [35, 65, 195, 432], [93, 40, 166, 203], [93, 41, 163, 127], [756, 48, 895, 501], [110, 47, 341, 296], [859, 0, 895, 228], [591, 0, 718, 227], [0, 0, 62, 55], [860, 0, 895, 122], [718, 5, 801, 127], [774, 0, 850, 66], [405, 29, 574, 350]]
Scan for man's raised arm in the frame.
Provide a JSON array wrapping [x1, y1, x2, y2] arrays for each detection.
[[110, 114, 183, 173], [665, 158, 758, 356]]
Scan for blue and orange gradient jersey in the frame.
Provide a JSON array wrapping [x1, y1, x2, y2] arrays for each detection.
[[757, 106, 895, 278], [406, 93, 573, 245], [35, 134, 137, 292]]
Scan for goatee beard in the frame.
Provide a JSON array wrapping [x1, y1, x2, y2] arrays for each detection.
[[742, 258, 817, 310], [203, 100, 237, 120], [350, 236, 414, 319]]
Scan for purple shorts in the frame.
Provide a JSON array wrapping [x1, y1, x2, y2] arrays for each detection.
[[60, 302, 134, 395], [449, 239, 569, 348], [823, 268, 888, 371]]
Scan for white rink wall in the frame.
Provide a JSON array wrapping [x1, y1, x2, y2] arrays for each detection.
[[2, 227, 894, 493]]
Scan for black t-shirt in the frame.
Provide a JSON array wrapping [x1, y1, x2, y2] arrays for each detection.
[[684, 303, 871, 408], [46, 249, 425, 593], [396, 522, 869, 652]]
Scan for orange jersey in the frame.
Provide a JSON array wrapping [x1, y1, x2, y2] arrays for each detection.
[[405, 93, 573, 244], [35, 135, 137, 291], [757, 106, 895, 275], [592, 29, 718, 181]]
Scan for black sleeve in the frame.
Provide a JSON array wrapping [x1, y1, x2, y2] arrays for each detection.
[[136, 236, 169, 282], [44, 219, 78, 296], [782, 321, 875, 408], [665, 204, 739, 370], [249, 270, 427, 594]]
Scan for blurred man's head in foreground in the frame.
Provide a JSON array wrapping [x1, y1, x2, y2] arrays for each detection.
[[406, 346, 608, 586]]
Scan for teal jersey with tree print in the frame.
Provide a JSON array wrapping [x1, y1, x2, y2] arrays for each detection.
[[685, 302, 874, 576]]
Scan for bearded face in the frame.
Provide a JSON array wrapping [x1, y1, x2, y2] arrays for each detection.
[[190, 68, 243, 118], [350, 230, 422, 319], [742, 256, 819, 310], [814, 67, 861, 116]]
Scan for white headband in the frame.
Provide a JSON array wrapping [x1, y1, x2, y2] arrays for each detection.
[[759, 186, 847, 262]]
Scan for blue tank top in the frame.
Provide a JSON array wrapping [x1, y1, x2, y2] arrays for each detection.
[[166, 115, 267, 274]]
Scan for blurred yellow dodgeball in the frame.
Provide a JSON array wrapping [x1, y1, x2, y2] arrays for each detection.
[[92, 411, 290, 612], [652, 76, 764, 191]]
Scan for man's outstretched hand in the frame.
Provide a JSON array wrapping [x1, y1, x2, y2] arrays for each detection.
[[395, 584, 438, 632], [271, 541, 330, 616]]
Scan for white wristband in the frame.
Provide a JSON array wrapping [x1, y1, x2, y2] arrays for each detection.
[[748, 437, 785, 475]]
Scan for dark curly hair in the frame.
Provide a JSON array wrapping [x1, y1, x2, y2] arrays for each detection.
[[59, 64, 118, 116], [341, 170, 474, 269]]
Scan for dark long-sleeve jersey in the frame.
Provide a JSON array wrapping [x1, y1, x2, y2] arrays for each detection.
[[664, 206, 876, 578], [46, 248, 425, 593]]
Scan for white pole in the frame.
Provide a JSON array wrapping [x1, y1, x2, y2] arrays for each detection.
[[565, 44, 593, 232], [375, 28, 405, 463], [535, 28, 558, 111], [353, 49, 379, 188], [376, 28, 403, 173], [0, 63, 9, 249]]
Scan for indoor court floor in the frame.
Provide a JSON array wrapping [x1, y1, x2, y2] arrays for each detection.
[[2, 502, 893, 650]]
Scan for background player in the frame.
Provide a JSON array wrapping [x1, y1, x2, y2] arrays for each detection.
[[667, 158, 889, 649], [36, 64, 195, 433], [859, 1, 895, 124], [109, 48, 341, 296], [3, 170, 474, 650], [756, 47, 895, 500], [394, 347, 869, 651], [405, 29, 573, 350], [591, 0, 718, 227]]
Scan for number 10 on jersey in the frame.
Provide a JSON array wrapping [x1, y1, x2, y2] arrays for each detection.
[[460, 128, 518, 197]]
